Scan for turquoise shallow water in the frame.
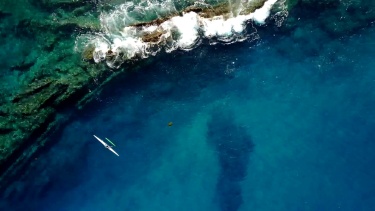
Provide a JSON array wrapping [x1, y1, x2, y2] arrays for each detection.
[[2, 6, 375, 211]]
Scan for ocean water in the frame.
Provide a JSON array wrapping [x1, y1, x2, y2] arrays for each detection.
[[2, 1, 375, 211]]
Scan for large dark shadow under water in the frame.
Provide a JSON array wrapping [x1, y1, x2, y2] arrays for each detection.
[[207, 108, 254, 211]]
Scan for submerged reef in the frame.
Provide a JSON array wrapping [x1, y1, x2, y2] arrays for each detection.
[[0, 0, 375, 189], [207, 108, 254, 211], [0, 0, 107, 187]]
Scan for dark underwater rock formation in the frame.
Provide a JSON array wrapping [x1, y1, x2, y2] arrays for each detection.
[[207, 108, 254, 211]]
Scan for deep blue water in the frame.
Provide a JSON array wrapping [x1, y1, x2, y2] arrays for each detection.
[[2, 19, 375, 211]]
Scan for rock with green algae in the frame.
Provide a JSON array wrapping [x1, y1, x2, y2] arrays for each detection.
[[0, 0, 115, 182], [0, 0, 107, 186], [0, 63, 107, 185], [0, 53, 147, 191]]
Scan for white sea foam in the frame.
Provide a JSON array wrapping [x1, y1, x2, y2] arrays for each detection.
[[93, 40, 110, 63], [250, 0, 279, 24], [164, 12, 201, 49], [76, 0, 285, 68]]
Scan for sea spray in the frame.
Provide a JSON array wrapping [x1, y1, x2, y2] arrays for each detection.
[[75, 0, 286, 68]]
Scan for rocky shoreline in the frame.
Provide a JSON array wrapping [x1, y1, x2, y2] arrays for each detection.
[[1, 0, 375, 189], [0, 0, 104, 187], [0, 0, 272, 184]]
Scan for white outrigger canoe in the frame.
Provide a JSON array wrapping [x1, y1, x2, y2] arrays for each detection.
[[93, 135, 119, 156]]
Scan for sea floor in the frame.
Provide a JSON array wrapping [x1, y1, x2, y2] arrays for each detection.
[[1, 22, 375, 211]]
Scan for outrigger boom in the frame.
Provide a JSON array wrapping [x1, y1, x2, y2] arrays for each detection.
[[93, 135, 119, 156]]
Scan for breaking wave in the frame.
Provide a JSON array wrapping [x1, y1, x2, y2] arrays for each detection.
[[75, 0, 288, 69]]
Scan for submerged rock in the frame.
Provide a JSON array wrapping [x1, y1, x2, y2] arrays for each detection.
[[207, 107, 254, 211], [0, 0, 104, 187]]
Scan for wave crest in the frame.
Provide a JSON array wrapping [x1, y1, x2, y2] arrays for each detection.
[[75, 0, 286, 69]]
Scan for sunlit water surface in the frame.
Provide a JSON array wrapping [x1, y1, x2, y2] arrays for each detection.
[[1, 4, 375, 211]]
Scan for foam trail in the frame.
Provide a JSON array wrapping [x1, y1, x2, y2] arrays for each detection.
[[75, 0, 285, 68]]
